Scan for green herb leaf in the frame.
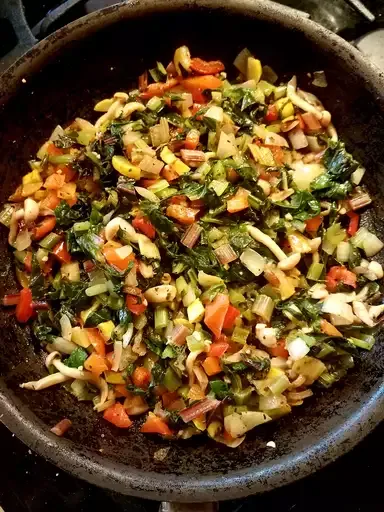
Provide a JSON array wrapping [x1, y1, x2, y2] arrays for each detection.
[[64, 347, 88, 368]]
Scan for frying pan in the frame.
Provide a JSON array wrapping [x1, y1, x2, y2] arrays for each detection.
[[1, 0, 384, 504]]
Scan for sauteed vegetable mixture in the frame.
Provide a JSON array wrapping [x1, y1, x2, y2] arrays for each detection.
[[1, 47, 383, 447]]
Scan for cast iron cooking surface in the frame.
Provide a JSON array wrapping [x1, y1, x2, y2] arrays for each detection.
[[1, 0, 384, 501]]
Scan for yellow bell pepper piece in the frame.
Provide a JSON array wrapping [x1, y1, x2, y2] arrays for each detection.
[[105, 371, 126, 384], [247, 57, 262, 83], [172, 159, 190, 176], [98, 320, 115, 341], [112, 155, 141, 179]]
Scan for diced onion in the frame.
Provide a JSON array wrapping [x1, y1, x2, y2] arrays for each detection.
[[138, 155, 164, 176], [288, 127, 308, 150], [49, 125, 65, 141], [193, 366, 209, 392], [259, 394, 287, 411], [14, 228, 31, 251], [122, 323, 134, 348], [215, 243, 238, 264], [60, 314, 73, 341], [264, 132, 289, 147], [287, 337, 310, 361], [111, 341, 123, 372], [217, 131, 237, 160], [240, 248, 265, 276]]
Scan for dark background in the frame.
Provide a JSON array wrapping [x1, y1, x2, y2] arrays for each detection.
[[1, 0, 384, 510]]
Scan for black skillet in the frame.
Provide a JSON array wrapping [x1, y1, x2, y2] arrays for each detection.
[[1, 0, 384, 504]]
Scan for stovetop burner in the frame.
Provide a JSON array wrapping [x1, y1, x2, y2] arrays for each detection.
[[1, 1, 384, 511]]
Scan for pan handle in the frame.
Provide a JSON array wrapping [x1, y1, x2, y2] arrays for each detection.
[[160, 503, 218, 511]]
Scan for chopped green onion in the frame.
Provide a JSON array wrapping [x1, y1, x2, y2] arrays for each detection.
[[73, 221, 91, 233], [348, 336, 375, 350], [155, 307, 168, 331], [146, 96, 163, 112], [48, 154, 74, 165], [86, 283, 109, 297], [39, 232, 62, 250], [248, 194, 262, 209], [306, 262, 324, 281], [252, 294, 275, 322]]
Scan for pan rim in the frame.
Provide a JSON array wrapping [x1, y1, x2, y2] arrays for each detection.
[[1, 0, 384, 501]]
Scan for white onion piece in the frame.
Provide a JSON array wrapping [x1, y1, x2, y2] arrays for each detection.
[[287, 337, 310, 361], [24, 198, 39, 224], [288, 127, 308, 150], [49, 125, 64, 141], [122, 323, 134, 348], [264, 132, 289, 147], [14, 228, 32, 251], [111, 341, 123, 372], [290, 161, 325, 191], [60, 314, 73, 341]]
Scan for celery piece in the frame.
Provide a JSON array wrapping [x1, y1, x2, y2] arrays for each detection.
[[252, 294, 274, 322], [306, 262, 324, 281], [186, 331, 205, 352], [148, 179, 169, 195], [212, 161, 226, 180], [233, 387, 253, 405], [231, 326, 250, 345], [269, 374, 290, 395], [187, 298, 205, 323], [163, 367, 181, 392], [155, 307, 168, 331], [228, 288, 246, 307], [157, 187, 178, 200]]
